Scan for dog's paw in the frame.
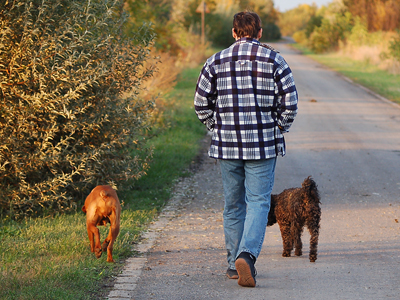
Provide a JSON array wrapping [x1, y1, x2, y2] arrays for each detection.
[[95, 248, 102, 258], [282, 251, 291, 257], [102, 241, 109, 252], [294, 249, 302, 256], [309, 255, 317, 262]]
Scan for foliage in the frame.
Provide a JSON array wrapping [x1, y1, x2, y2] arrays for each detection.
[[279, 1, 353, 53], [307, 21, 332, 53], [183, 0, 280, 48], [182, 0, 225, 46], [292, 30, 307, 45], [124, 0, 208, 75], [0, 0, 156, 218], [278, 4, 318, 37], [343, 0, 400, 31], [240, 0, 281, 41], [207, 12, 235, 48], [261, 22, 281, 41], [124, 0, 210, 123], [124, 0, 177, 53], [305, 15, 323, 37], [389, 31, 400, 62], [346, 17, 369, 45], [287, 1, 400, 72], [308, 11, 353, 53]]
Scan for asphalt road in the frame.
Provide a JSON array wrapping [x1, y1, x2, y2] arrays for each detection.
[[109, 43, 400, 300]]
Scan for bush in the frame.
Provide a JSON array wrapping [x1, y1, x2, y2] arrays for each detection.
[[308, 12, 353, 53], [346, 17, 369, 46], [389, 31, 400, 62], [292, 30, 307, 45], [309, 25, 332, 53], [207, 12, 234, 48], [305, 15, 323, 37], [0, 0, 156, 218], [278, 4, 318, 37], [262, 22, 281, 41], [206, 14, 281, 48]]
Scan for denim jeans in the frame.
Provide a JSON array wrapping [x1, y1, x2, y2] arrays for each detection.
[[219, 158, 277, 270]]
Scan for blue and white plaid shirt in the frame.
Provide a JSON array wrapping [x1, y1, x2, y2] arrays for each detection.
[[194, 38, 298, 160]]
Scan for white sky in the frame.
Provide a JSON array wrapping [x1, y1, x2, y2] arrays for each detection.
[[275, 0, 333, 12]]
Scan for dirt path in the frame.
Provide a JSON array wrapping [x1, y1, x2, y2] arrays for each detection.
[[108, 43, 400, 300]]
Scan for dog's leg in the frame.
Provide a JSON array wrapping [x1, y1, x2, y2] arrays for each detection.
[[87, 223, 102, 258], [105, 226, 119, 262], [293, 222, 304, 257], [102, 232, 110, 253], [87, 226, 95, 253], [279, 221, 293, 257], [307, 219, 320, 262], [102, 225, 114, 255], [293, 229, 303, 256], [104, 208, 120, 262]]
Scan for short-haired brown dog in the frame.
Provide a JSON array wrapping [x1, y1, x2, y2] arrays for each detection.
[[82, 185, 121, 262]]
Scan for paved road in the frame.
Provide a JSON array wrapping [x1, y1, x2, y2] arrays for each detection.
[[109, 43, 400, 300]]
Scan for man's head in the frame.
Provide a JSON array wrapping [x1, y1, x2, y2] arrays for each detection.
[[232, 11, 262, 40]]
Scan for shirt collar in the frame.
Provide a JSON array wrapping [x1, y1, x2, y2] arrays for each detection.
[[234, 37, 260, 45]]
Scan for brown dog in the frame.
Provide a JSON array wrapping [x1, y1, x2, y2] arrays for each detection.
[[82, 185, 121, 262]]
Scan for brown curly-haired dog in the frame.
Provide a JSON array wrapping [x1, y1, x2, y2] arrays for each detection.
[[268, 176, 321, 262]]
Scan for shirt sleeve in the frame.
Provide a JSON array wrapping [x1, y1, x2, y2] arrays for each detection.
[[274, 56, 298, 132], [194, 62, 217, 131]]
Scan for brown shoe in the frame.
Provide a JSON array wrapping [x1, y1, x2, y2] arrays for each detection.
[[235, 252, 256, 287]]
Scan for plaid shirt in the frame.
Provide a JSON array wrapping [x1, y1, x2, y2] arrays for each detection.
[[194, 38, 298, 160]]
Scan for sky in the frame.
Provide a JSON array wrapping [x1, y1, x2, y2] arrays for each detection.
[[275, 0, 333, 12]]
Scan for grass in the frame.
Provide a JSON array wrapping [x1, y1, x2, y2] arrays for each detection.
[[0, 66, 206, 299], [292, 43, 400, 105]]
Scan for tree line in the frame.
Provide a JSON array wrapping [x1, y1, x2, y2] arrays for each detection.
[[279, 0, 400, 56]]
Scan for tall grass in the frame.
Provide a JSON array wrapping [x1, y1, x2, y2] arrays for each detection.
[[0, 66, 206, 299], [339, 30, 400, 75]]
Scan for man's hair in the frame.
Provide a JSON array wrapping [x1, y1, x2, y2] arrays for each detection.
[[233, 11, 262, 39]]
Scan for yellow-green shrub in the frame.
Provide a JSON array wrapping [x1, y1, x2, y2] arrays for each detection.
[[292, 30, 307, 45], [0, 0, 156, 218]]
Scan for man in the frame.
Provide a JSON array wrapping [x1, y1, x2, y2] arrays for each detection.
[[194, 11, 298, 287]]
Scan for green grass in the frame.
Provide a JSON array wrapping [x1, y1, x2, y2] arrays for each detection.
[[292, 44, 400, 104], [0, 66, 206, 299]]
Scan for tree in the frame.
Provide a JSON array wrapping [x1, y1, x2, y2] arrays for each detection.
[[188, 0, 280, 48], [343, 0, 400, 31], [278, 4, 318, 37], [389, 31, 400, 61], [308, 11, 353, 53], [124, 0, 178, 53], [0, 0, 156, 218]]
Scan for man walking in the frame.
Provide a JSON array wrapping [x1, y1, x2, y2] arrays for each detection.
[[194, 11, 298, 287]]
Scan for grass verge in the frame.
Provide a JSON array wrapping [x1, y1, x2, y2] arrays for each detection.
[[292, 44, 400, 105], [0, 66, 206, 300]]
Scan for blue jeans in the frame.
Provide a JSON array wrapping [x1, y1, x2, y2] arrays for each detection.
[[219, 158, 277, 270]]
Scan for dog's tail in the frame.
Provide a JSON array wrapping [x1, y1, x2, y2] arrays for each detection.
[[302, 176, 321, 204], [100, 190, 111, 200], [267, 195, 277, 226]]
